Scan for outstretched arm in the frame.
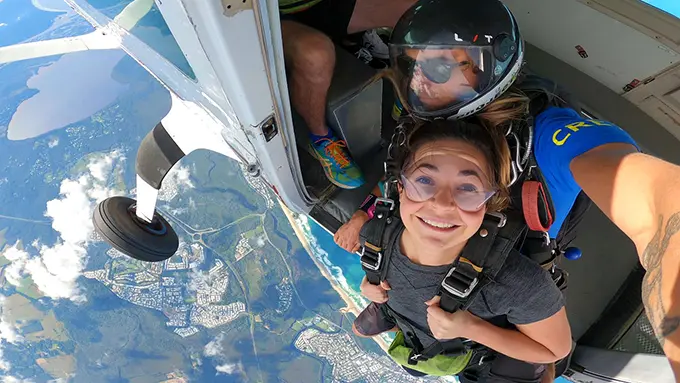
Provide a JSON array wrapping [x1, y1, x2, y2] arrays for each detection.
[[571, 143, 680, 376], [333, 183, 383, 252]]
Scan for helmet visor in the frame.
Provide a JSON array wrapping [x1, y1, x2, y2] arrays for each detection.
[[390, 45, 512, 117]]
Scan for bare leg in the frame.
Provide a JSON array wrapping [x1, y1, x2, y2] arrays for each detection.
[[281, 20, 335, 136], [347, 0, 417, 33], [352, 322, 399, 338]]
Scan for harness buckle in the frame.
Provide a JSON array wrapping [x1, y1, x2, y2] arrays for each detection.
[[487, 212, 507, 228], [374, 197, 395, 211], [442, 266, 479, 298], [360, 246, 383, 271]]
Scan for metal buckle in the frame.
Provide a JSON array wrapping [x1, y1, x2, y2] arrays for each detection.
[[374, 197, 395, 211], [442, 267, 479, 298], [487, 212, 507, 228], [360, 246, 383, 271]]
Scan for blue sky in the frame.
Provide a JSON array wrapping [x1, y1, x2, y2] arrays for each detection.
[[642, 0, 680, 18]]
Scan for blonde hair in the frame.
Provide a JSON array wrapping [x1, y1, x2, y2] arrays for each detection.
[[377, 68, 531, 212]]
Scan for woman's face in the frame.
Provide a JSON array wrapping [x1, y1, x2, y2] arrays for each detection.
[[399, 139, 493, 252], [405, 48, 481, 111]]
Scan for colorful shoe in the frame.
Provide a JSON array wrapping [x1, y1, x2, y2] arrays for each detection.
[[309, 134, 365, 189]]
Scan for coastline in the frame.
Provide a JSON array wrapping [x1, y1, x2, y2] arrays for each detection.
[[278, 201, 392, 352]]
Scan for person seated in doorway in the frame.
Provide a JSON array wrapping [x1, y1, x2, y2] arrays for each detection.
[[278, 0, 416, 189]]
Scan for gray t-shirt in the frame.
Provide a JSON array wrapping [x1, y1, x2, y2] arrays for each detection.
[[384, 227, 565, 349]]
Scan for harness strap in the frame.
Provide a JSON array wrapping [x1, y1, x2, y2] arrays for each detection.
[[522, 181, 553, 232], [439, 212, 526, 313], [359, 198, 396, 285]]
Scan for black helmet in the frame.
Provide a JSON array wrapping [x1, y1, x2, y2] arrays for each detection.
[[390, 0, 524, 120]]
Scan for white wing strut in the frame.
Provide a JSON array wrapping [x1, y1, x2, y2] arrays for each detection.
[[0, 0, 153, 65]]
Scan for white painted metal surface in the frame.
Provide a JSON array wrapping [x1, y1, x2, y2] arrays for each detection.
[[161, 0, 310, 212], [504, 0, 680, 93], [64, 0, 311, 213], [135, 175, 159, 222], [0, 0, 151, 64], [66, 0, 257, 166]]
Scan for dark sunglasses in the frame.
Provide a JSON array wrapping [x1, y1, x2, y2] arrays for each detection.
[[401, 56, 472, 84]]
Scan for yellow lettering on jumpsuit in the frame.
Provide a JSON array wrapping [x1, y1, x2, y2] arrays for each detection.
[[552, 119, 612, 146]]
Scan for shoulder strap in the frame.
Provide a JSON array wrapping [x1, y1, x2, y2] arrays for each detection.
[[359, 198, 399, 285], [439, 211, 528, 313]]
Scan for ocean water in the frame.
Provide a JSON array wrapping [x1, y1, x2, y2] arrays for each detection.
[[307, 219, 366, 296]]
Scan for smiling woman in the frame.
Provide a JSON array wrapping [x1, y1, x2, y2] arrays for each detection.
[[350, 119, 572, 381]]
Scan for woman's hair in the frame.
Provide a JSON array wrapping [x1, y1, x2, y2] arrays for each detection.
[[397, 119, 512, 212], [375, 68, 534, 211]]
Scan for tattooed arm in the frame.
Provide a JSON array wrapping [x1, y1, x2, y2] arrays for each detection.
[[571, 143, 680, 377]]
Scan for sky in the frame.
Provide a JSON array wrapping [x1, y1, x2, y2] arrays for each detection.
[[642, 0, 680, 18]]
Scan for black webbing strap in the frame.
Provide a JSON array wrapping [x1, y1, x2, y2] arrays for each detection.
[[439, 212, 527, 313], [359, 198, 396, 285]]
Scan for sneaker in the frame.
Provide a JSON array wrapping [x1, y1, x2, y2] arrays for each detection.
[[309, 134, 365, 189], [362, 29, 389, 60]]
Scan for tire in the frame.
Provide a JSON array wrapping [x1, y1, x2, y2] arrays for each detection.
[[93, 196, 179, 262]]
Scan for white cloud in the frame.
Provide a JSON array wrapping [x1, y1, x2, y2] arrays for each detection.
[[0, 350, 10, 371], [0, 294, 21, 372], [2, 246, 29, 287], [0, 319, 22, 345], [2, 377, 35, 383], [215, 363, 242, 375], [48, 138, 59, 148], [0, 152, 124, 302], [87, 150, 120, 183], [157, 165, 194, 201], [187, 268, 210, 293], [0, 23, 6, 28], [203, 333, 224, 357], [203, 333, 242, 375], [254, 234, 266, 249]]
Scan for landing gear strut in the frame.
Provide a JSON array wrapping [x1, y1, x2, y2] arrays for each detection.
[[92, 94, 244, 262], [92, 121, 184, 262]]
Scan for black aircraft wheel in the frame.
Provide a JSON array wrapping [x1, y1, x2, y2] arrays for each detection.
[[93, 196, 179, 262]]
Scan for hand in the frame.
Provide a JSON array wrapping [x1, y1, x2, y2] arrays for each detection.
[[360, 276, 391, 303], [426, 295, 480, 340], [334, 212, 369, 253]]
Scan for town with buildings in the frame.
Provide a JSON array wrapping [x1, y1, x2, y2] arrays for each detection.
[[234, 233, 254, 261], [83, 243, 245, 338], [295, 324, 448, 383]]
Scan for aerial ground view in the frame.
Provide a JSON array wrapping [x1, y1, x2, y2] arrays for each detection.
[[0, 1, 451, 382], [3, 0, 679, 382]]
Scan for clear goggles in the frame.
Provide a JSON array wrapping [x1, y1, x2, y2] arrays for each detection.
[[399, 155, 497, 212]]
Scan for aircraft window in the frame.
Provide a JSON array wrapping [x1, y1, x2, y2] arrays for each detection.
[[640, 0, 680, 19], [87, 0, 197, 80]]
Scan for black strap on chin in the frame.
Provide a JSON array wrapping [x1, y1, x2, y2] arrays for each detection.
[[359, 198, 396, 285], [439, 212, 527, 313]]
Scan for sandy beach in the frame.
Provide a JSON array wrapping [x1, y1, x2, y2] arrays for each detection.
[[278, 201, 392, 352]]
